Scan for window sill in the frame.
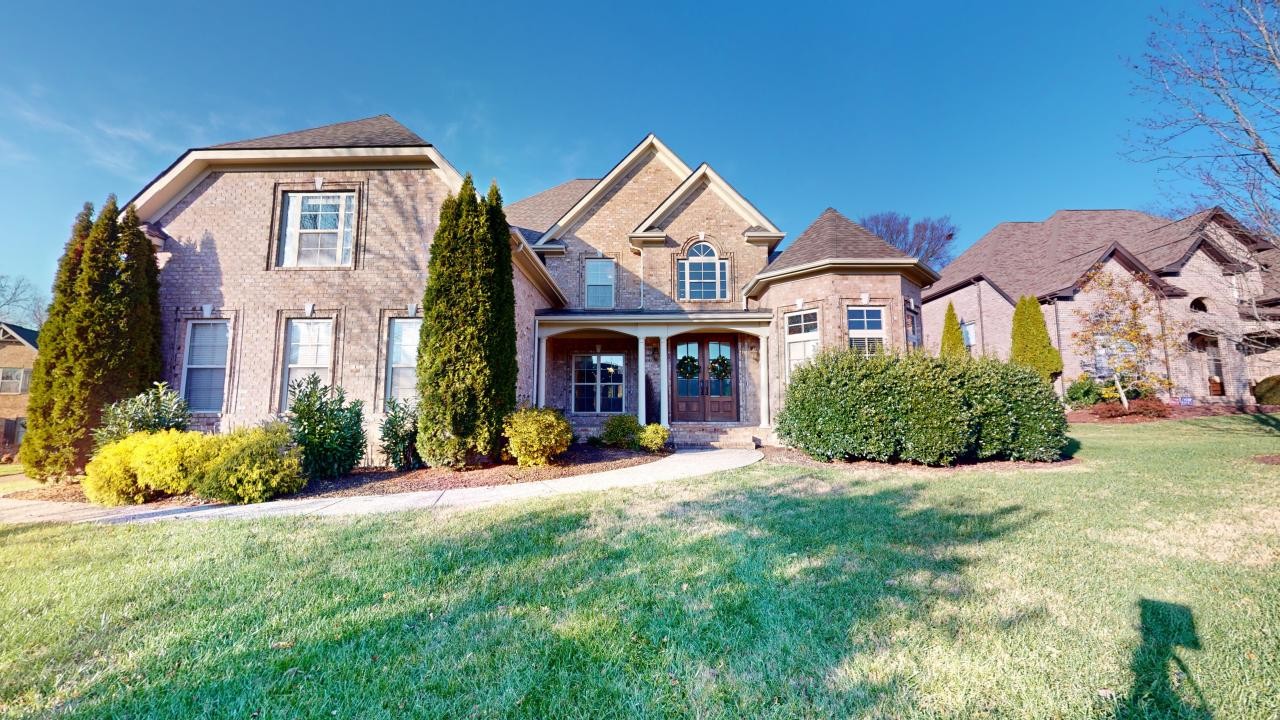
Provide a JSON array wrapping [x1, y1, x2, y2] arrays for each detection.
[[271, 265, 356, 272]]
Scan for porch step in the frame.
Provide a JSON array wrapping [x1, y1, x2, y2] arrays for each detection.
[[669, 425, 763, 450]]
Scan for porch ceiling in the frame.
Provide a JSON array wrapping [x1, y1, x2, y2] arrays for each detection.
[[536, 310, 772, 339]]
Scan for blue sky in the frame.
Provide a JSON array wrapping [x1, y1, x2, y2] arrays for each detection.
[[0, 0, 1197, 294]]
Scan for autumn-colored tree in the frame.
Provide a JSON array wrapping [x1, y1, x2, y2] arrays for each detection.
[[939, 302, 967, 358]]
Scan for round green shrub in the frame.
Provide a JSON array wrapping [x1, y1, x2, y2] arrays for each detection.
[[503, 407, 573, 467], [92, 382, 190, 451], [600, 414, 642, 449], [1254, 375, 1280, 405], [286, 375, 366, 481], [194, 422, 305, 504], [638, 423, 670, 453], [1065, 376, 1104, 407], [83, 433, 151, 505]]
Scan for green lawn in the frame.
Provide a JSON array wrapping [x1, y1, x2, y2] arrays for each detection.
[[0, 465, 35, 496], [1, 416, 1278, 719]]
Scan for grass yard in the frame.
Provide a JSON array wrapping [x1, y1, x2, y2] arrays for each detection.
[[0, 466, 35, 496], [1, 416, 1277, 719]]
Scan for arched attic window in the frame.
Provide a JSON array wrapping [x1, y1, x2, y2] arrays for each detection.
[[676, 241, 729, 301], [1190, 297, 1209, 313]]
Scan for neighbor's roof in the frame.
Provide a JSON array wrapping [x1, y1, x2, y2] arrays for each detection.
[[766, 208, 910, 272], [207, 114, 429, 150], [505, 179, 597, 243], [0, 321, 38, 349], [923, 208, 1256, 302]]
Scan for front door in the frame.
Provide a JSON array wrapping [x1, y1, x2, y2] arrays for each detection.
[[671, 335, 737, 422]]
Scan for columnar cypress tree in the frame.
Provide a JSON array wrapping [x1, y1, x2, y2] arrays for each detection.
[[1010, 295, 1063, 383], [939, 302, 967, 358], [19, 197, 162, 479], [417, 175, 517, 467]]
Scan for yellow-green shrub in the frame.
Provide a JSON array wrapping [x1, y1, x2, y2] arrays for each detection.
[[131, 429, 217, 495], [600, 414, 642, 449], [83, 433, 151, 506], [503, 407, 573, 467], [193, 423, 305, 504], [638, 423, 669, 453]]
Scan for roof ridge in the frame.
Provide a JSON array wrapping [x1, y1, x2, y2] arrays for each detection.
[[206, 114, 427, 150]]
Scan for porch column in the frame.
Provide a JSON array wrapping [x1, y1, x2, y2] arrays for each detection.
[[759, 334, 771, 426], [659, 332, 670, 426], [536, 335, 547, 407], [636, 334, 647, 424]]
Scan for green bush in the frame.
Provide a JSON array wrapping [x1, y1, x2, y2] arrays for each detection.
[[503, 407, 573, 467], [194, 423, 305, 504], [1065, 376, 1104, 407], [777, 350, 1067, 466], [1254, 375, 1280, 405], [638, 423, 670, 453], [92, 382, 189, 451], [83, 433, 151, 505], [380, 398, 421, 471], [131, 429, 216, 495], [286, 375, 366, 481], [600, 414, 642, 449]]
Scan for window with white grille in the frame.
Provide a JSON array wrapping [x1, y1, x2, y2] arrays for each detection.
[[277, 192, 356, 267], [785, 309, 819, 381], [847, 307, 885, 353], [282, 319, 333, 408]]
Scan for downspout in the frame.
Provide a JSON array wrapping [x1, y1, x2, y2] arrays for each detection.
[[1051, 300, 1064, 395], [638, 248, 644, 310], [976, 282, 986, 353]]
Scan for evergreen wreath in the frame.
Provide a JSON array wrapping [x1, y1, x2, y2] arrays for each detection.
[[676, 355, 700, 380], [708, 356, 732, 381]]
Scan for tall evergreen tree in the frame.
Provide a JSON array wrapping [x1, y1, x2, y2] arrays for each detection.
[[1010, 295, 1063, 383], [417, 175, 517, 467], [19, 197, 162, 479], [939, 302, 967, 358]]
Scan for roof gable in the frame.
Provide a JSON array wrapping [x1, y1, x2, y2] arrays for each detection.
[[208, 115, 428, 150], [631, 163, 781, 238], [505, 179, 597, 243], [0, 322, 38, 350]]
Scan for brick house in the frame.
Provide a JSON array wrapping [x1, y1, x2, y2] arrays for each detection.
[[132, 118, 937, 450], [0, 322, 38, 453], [921, 209, 1280, 404]]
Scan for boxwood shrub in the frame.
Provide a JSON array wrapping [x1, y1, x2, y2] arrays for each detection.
[[776, 350, 1067, 466], [503, 407, 573, 467], [193, 422, 305, 504]]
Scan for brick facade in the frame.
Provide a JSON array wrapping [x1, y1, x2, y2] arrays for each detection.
[[0, 338, 36, 453]]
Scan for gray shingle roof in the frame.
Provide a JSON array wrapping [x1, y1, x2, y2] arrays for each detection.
[[207, 114, 428, 150], [766, 208, 909, 272], [505, 178, 598, 241]]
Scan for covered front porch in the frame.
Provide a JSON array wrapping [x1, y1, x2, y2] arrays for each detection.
[[533, 311, 774, 444]]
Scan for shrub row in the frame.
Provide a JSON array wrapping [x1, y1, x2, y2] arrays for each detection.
[[776, 351, 1068, 466], [1093, 398, 1171, 419]]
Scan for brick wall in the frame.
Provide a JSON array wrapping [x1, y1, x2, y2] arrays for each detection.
[[0, 341, 35, 452], [921, 280, 1015, 359]]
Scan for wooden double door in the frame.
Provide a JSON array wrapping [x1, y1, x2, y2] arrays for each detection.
[[671, 334, 738, 422]]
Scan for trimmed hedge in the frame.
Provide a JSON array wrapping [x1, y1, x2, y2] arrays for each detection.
[[776, 351, 1067, 466]]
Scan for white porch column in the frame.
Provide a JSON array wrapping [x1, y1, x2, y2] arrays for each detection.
[[636, 334, 647, 423], [659, 332, 670, 426], [758, 333, 771, 427], [536, 335, 548, 407]]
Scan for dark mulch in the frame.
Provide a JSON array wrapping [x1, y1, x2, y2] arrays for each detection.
[[1256, 455, 1280, 466], [1068, 404, 1280, 424], [761, 445, 1078, 474], [293, 444, 662, 498]]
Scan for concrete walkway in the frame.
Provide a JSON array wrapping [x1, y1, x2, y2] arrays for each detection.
[[0, 448, 762, 525]]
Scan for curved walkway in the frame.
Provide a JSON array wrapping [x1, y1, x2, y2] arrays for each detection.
[[0, 448, 763, 525]]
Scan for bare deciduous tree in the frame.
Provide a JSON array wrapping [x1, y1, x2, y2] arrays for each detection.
[[0, 275, 42, 328], [857, 211, 958, 269]]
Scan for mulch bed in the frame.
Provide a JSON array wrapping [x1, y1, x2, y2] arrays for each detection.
[[292, 444, 661, 498], [1256, 455, 1280, 465], [1067, 404, 1279, 424], [761, 445, 1078, 474]]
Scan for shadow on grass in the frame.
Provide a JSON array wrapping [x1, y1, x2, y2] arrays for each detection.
[[1111, 599, 1211, 720], [6, 470, 1040, 718]]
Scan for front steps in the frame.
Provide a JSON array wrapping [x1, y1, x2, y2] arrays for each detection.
[[669, 424, 764, 449]]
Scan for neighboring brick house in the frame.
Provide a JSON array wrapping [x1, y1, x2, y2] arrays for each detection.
[[0, 322, 38, 453], [509, 135, 938, 445], [921, 208, 1280, 404]]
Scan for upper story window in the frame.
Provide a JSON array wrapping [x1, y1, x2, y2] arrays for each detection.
[[677, 242, 728, 301], [960, 321, 977, 355], [585, 259, 616, 309], [847, 307, 885, 353], [277, 192, 356, 268], [386, 318, 421, 402], [785, 309, 819, 381], [0, 368, 31, 394], [183, 320, 229, 412]]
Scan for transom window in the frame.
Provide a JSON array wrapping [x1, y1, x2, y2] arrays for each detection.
[[182, 321, 229, 412], [676, 242, 729, 301], [585, 259, 616, 309], [573, 354, 624, 413], [282, 319, 333, 409], [0, 368, 31, 394], [386, 318, 421, 402], [785, 309, 819, 381], [847, 307, 885, 353], [277, 192, 356, 267]]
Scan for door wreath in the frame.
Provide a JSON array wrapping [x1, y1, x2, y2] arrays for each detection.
[[708, 356, 732, 381], [676, 355, 700, 380]]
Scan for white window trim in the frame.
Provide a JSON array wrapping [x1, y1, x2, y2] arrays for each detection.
[[181, 319, 230, 413], [905, 309, 922, 348], [278, 191, 357, 268], [0, 368, 30, 395], [281, 318, 335, 409], [784, 308, 821, 382], [677, 243, 729, 301], [960, 320, 977, 354], [385, 317, 421, 403], [847, 305, 886, 353], [571, 353, 626, 414], [584, 258, 616, 309]]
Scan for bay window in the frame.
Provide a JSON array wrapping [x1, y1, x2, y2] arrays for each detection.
[[785, 309, 819, 381], [847, 307, 885, 353]]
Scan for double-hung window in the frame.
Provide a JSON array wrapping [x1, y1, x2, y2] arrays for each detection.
[[584, 259, 616, 309], [676, 242, 728, 301], [0, 368, 30, 394], [182, 320, 229, 412], [277, 192, 356, 267], [282, 319, 333, 409], [572, 354, 624, 413], [847, 307, 885, 353], [386, 318, 421, 402], [785, 309, 819, 381], [905, 310, 922, 349], [960, 321, 977, 355]]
